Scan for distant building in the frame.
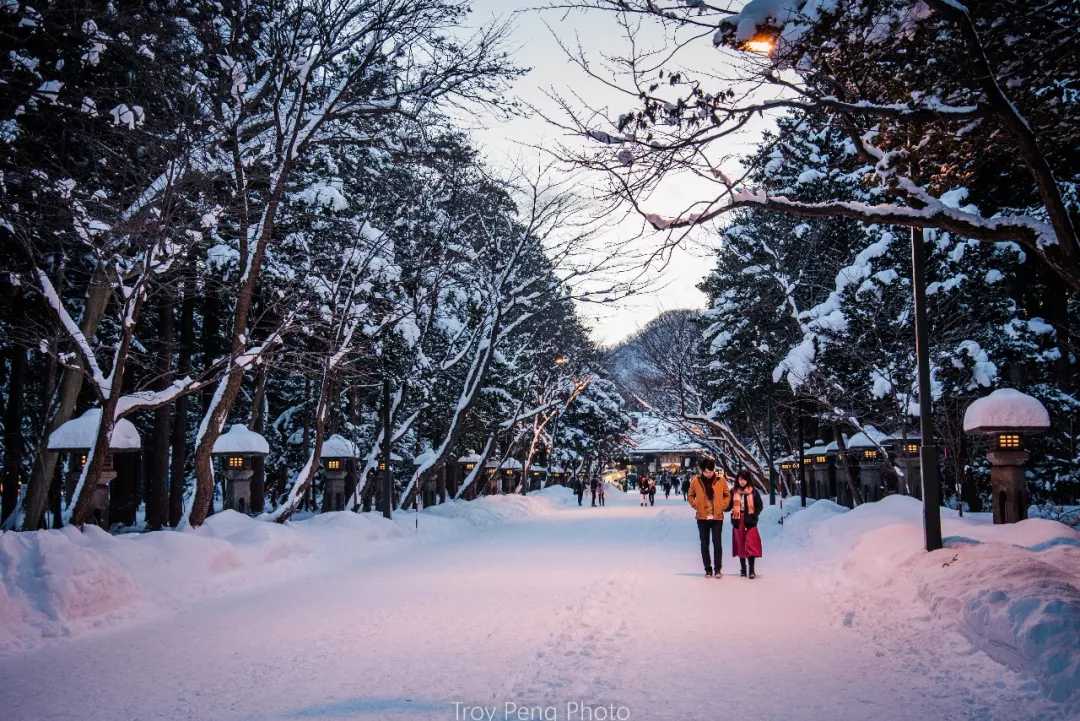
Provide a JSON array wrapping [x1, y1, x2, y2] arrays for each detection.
[[625, 413, 707, 475]]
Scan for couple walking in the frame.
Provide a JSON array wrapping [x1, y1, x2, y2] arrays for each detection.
[[686, 459, 763, 579]]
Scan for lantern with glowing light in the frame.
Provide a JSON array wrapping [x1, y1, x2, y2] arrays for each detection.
[[320, 434, 359, 512], [883, 432, 921, 497], [804, 440, 830, 499], [47, 408, 141, 527], [846, 426, 889, 502], [212, 424, 270, 514], [963, 388, 1050, 524]]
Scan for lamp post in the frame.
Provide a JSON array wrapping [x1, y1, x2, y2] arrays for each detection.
[[911, 228, 943, 551], [767, 392, 776, 505], [381, 376, 392, 520], [796, 398, 806, 508]]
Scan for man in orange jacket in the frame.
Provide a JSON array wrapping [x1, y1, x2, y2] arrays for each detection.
[[687, 458, 732, 577]]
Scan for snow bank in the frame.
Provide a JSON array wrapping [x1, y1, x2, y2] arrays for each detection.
[[0, 490, 575, 656], [0, 526, 142, 653], [778, 495, 1080, 704], [425, 486, 575, 527]]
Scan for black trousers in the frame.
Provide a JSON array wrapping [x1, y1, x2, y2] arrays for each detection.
[[697, 519, 723, 573]]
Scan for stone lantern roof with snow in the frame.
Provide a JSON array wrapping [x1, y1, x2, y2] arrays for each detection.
[[963, 388, 1050, 434], [321, 434, 359, 459], [47, 408, 141, 452], [846, 426, 888, 449], [212, 424, 270, 456]]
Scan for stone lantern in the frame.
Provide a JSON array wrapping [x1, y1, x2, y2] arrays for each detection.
[[805, 440, 830, 499], [963, 388, 1050, 524], [455, 452, 482, 498], [47, 408, 141, 527], [776, 456, 797, 496], [885, 432, 921, 497], [321, 434, 358, 512], [847, 426, 888, 502], [528, 465, 546, 491], [500, 458, 523, 493], [211, 424, 270, 514]]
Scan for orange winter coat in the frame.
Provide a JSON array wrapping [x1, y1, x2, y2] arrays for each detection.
[[687, 473, 732, 521]]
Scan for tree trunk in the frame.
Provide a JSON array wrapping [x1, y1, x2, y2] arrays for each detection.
[[20, 263, 112, 530], [147, 293, 175, 530], [833, 425, 863, 507], [69, 286, 146, 527], [169, 251, 196, 527], [2, 300, 27, 525], [249, 359, 270, 514], [189, 178, 287, 527]]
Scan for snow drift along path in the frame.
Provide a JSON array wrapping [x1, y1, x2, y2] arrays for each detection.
[[1, 488, 1077, 721]]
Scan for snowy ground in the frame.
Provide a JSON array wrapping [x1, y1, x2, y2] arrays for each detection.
[[2, 487, 1078, 721]]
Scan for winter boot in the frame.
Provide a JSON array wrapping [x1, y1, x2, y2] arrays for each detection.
[[740, 559, 747, 577], [748, 558, 756, 579]]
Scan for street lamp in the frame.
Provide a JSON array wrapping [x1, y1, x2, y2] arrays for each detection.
[[739, 26, 779, 55]]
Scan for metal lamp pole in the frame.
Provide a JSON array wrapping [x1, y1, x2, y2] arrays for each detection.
[[767, 391, 776, 506], [381, 375, 392, 520], [910, 227, 943, 551]]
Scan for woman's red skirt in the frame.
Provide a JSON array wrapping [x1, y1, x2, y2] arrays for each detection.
[[732, 524, 763, 558]]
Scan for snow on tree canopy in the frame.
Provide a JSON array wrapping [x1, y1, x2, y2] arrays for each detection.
[[629, 412, 704, 453], [963, 389, 1051, 433], [211, 424, 269, 456], [458, 453, 484, 464], [47, 409, 141, 451], [715, 0, 833, 46], [321, 434, 359, 459], [846, 426, 888, 449]]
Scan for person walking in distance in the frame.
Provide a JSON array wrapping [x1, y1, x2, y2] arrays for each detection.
[[687, 459, 731, 578], [590, 476, 599, 507], [729, 470, 764, 578], [639, 474, 650, 507], [597, 480, 606, 507], [648, 476, 657, 506], [575, 477, 585, 506], [663, 477, 672, 499]]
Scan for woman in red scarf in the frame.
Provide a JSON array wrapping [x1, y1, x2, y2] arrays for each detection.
[[729, 470, 764, 578]]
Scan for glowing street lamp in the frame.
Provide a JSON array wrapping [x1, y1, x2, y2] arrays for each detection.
[[743, 31, 777, 55]]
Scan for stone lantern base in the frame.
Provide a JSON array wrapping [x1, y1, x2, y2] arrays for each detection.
[[225, 469, 254, 514], [324, 471, 346, 512], [858, 464, 882, 503], [987, 449, 1029, 524], [897, 458, 921, 498], [89, 470, 117, 528]]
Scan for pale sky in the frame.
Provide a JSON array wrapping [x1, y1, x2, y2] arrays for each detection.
[[462, 1, 772, 346]]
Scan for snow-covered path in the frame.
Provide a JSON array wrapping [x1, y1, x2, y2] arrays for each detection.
[[1, 489, 1072, 721]]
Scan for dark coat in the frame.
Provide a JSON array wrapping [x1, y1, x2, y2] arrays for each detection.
[[728, 487, 764, 529]]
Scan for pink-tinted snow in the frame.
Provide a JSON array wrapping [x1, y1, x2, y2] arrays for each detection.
[[1, 489, 1076, 720]]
